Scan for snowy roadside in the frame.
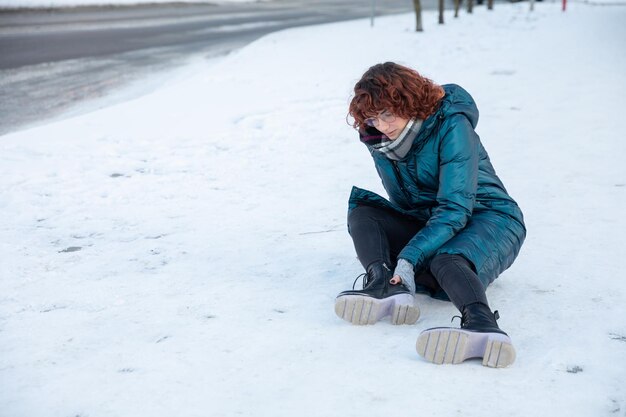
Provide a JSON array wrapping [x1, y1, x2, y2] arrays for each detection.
[[581, 0, 626, 5], [1, 3, 625, 417]]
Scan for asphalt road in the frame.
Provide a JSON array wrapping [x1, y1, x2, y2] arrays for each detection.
[[0, 0, 436, 135]]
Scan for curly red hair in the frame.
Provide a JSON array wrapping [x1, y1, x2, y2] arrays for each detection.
[[348, 62, 445, 129]]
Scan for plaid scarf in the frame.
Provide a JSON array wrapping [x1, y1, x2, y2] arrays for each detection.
[[360, 119, 423, 161]]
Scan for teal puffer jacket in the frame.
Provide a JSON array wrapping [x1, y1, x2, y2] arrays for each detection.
[[348, 84, 526, 292]]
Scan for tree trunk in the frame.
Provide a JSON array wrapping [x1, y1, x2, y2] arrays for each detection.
[[454, 0, 460, 18], [487, 0, 494, 10], [438, 0, 445, 24], [467, 0, 474, 14], [413, 0, 424, 32]]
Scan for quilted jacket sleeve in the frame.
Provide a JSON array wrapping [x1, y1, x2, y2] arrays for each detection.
[[398, 115, 479, 270]]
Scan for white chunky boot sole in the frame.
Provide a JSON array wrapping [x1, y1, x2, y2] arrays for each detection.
[[416, 328, 516, 368], [334, 293, 420, 325]]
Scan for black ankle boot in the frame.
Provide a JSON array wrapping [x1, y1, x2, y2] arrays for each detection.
[[460, 302, 507, 335], [334, 262, 419, 325], [344, 262, 410, 299], [415, 302, 515, 368]]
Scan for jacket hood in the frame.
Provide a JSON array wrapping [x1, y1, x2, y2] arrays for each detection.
[[438, 84, 479, 129]]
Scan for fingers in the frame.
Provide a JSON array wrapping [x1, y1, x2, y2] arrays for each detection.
[[390, 275, 402, 285]]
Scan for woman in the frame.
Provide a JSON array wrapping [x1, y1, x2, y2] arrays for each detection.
[[335, 62, 526, 368]]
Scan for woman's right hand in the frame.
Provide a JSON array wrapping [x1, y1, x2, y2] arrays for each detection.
[[390, 275, 402, 285]]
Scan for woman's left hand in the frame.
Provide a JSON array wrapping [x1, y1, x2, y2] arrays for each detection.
[[389, 275, 402, 285]]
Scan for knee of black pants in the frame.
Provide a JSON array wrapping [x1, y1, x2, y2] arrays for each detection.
[[347, 206, 383, 234], [429, 253, 475, 280], [429, 253, 487, 309]]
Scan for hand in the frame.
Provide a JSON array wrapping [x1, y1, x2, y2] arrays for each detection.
[[389, 275, 402, 285]]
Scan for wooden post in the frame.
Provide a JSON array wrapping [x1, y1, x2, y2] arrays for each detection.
[[413, 0, 424, 31], [439, 0, 444, 24]]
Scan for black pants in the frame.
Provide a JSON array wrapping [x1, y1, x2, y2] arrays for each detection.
[[347, 205, 489, 311]]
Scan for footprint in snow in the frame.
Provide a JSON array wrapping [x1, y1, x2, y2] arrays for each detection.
[[59, 246, 81, 253], [491, 70, 516, 76], [609, 333, 626, 342], [567, 365, 583, 374]]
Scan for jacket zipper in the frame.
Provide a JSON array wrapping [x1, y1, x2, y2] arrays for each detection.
[[391, 160, 412, 204]]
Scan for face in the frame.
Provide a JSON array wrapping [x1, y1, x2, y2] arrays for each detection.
[[364, 110, 410, 140]]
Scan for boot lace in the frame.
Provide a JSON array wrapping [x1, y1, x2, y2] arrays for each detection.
[[351, 263, 391, 290], [352, 272, 369, 290], [451, 314, 465, 326], [452, 307, 500, 328]]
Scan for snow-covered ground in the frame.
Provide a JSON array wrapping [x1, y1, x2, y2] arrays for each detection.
[[584, 0, 626, 4], [1, 2, 625, 416]]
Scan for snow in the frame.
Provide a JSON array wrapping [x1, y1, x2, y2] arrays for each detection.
[[1, 2, 626, 416], [582, 0, 626, 5], [0, 0, 264, 9]]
